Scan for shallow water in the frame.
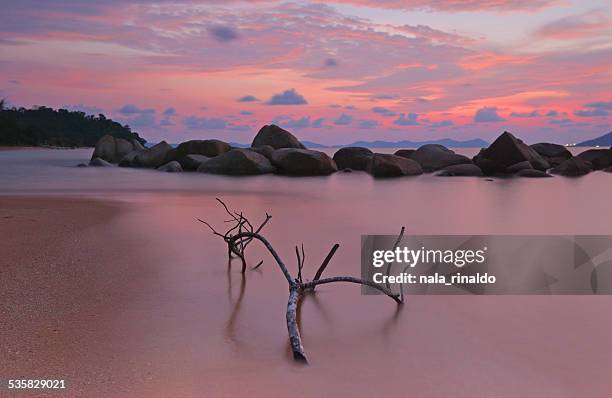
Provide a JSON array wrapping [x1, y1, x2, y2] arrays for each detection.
[[1, 148, 612, 397]]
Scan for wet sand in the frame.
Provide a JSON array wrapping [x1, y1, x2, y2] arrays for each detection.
[[2, 194, 612, 397]]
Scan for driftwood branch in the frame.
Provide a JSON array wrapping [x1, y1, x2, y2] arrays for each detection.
[[199, 199, 404, 364]]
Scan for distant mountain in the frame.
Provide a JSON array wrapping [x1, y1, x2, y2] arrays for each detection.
[[230, 138, 489, 149], [342, 138, 489, 148], [0, 102, 145, 147], [576, 132, 612, 147]]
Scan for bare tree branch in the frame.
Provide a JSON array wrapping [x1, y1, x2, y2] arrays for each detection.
[[385, 226, 405, 290], [301, 277, 402, 304], [312, 243, 340, 286]]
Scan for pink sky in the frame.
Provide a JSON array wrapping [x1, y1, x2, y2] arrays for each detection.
[[0, 0, 610, 144]]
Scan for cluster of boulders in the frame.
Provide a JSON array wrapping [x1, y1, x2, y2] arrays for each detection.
[[87, 126, 612, 178]]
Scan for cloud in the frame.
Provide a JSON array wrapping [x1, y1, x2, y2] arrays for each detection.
[[574, 101, 611, 117], [163, 107, 176, 117], [394, 113, 419, 126], [183, 116, 227, 130], [240, 110, 253, 115], [371, 106, 397, 117], [474, 107, 504, 122], [430, 120, 454, 128], [267, 89, 307, 105], [324, 58, 338, 67], [546, 110, 559, 117], [63, 104, 103, 115], [358, 119, 379, 129], [534, 9, 611, 40], [510, 110, 540, 118], [329, 0, 558, 12], [273, 116, 324, 129], [117, 104, 155, 115], [207, 25, 239, 42], [334, 113, 353, 125], [237, 95, 259, 102]]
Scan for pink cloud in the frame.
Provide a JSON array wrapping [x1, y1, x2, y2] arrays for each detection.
[[535, 8, 612, 40]]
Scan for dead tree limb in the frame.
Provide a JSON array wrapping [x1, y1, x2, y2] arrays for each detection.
[[199, 199, 404, 364]]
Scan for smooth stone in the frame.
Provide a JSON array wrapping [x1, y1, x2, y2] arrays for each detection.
[[506, 161, 533, 173], [367, 153, 423, 178], [157, 161, 183, 172], [333, 147, 373, 171], [198, 149, 275, 175], [251, 124, 306, 149], [473, 131, 550, 174], [436, 163, 483, 177], [89, 157, 114, 167], [550, 157, 592, 176], [177, 154, 209, 171], [271, 148, 337, 175], [576, 149, 612, 170], [516, 169, 552, 178], [407, 144, 472, 172]]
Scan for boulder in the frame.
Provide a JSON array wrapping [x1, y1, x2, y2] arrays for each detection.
[[177, 154, 209, 171], [198, 149, 275, 175], [271, 148, 337, 175], [530, 143, 572, 158], [436, 164, 483, 177], [118, 150, 141, 167], [174, 139, 231, 158], [394, 149, 415, 158], [251, 124, 306, 149], [134, 141, 173, 168], [251, 145, 275, 161], [91, 134, 144, 163], [406, 144, 472, 172], [91, 135, 117, 162], [576, 149, 612, 170], [516, 169, 552, 178], [604, 166, 612, 173], [89, 157, 114, 167], [506, 161, 533, 173], [157, 161, 183, 173], [473, 131, 550, 174], [550, 157, 592, 177], [333, 147, 373, 171], [367, 153, 423, 178], [132, 139, 145, 151]]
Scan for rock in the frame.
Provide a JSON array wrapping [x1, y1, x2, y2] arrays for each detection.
[[174, 139, 231, 158], [91, 135, 117, 162], [604, 166, 612, 173], [530, 143, 572, 158], [252, 124, 306, 149], [251, 145, 275, 161], [157, 161, 183, 173], [473, 131, 549, 174], [89, 157, 114, 167], [406, 144, 472, 172], [134, 141, 173, 168], [76, 163, 88, 168], [177, 154, 209, 171], [114, 138, 134, 161], [342, 168, 353, 173], [394, 149, 415, 158], [198, 149, 275, 175], [271, 148, 337, 175], [516, 169, 552, 178], [367, 153, 423, 178], [576, 149, 612, 170], [506, 161, 533, 173], [436, 164, 483, 177], [333, 147, 373, 171], [132, 139, 145, 151], [550, 157, 592, 176], [118, 150, 141, 167]]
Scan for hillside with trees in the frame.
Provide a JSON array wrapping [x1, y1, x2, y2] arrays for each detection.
[[0, 100, 146, 147]]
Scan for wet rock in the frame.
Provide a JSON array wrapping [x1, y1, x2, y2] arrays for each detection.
[[157, 161, 183, 173], [177, 154, 209, 171], [333, 147, 373, 171], [394, 149, 416, 158], [174, 139, 231, 158], [436, 163, 483, 177], [251, 124, 306, 149], [530, 143, 572, 159], [198, 149, 275, 175], [407, 144, 472, 172], [576, 149, 612, 170], [550, 157, 592, 176], [506, 161, 533, 173], [91, 134, 145, 163], [271, 148, 337, 175], [251, 145, 275, 161], [367, 153, 422, 178], [134, 141, 173, 168]]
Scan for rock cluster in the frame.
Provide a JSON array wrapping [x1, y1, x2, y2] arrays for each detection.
[[87, 127, 611, 179]]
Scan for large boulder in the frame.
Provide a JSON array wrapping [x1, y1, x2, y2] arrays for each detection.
[[394, 149, 416, 158], [367, 153, 423, 178], [576, 149, 612, 170], [333, 147, 373, 171], [173, 139, 231, 158], [89, 157, 114, 167], [177, 154, 209, 171], [506, 161, 533, 174], [406, 144, 472, 172], [604, 166, 612, 173], [271, 148, 337, 175], [473, 131, 549, 174], [252, 125, 306, 149], [157, 161, 183, 173], [251, 145, 275, 161], [550, 157, 592, 177], [530, 143, 573, 167], [198, 149, 275, 175], [516, 169, 552, 178], [91, 134, 144, 163], [436, 164, 483, 177], [133, 141, 173, 168]]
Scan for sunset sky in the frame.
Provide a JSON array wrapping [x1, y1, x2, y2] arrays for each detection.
[[1, 0, 610, 145]]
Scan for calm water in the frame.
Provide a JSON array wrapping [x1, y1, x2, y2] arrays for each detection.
[[2, 148, 612, 397]]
